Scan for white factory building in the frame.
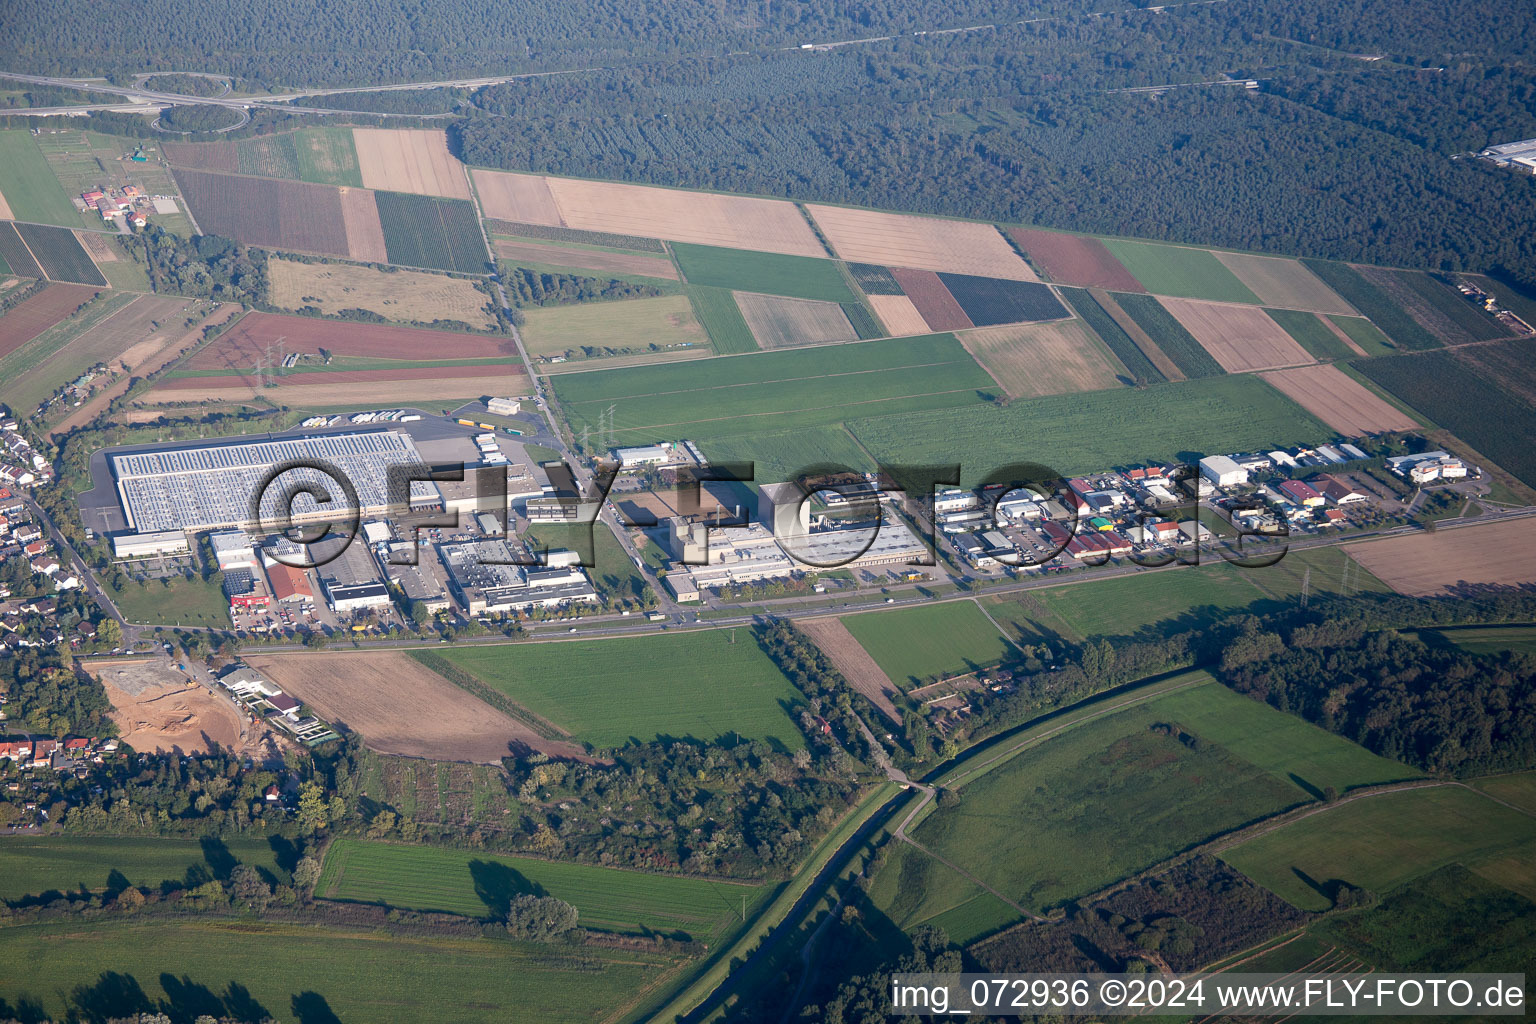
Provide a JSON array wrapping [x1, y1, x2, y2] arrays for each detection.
[[1198, 455, 1249, 489]]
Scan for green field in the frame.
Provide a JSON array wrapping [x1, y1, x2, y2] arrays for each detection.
[[1302, 259, 1442, 351], [1221, 785, 1536, 911], [670, 243, 855, 303], [701, 422, 875, 483], [844, 373, 1331, 486], [1266, 307, 1356, 360], [1428, 624, 1536, 658], [867, 840, 1021, 944], [521, 521, 648, 603], [553, 332, 992, 447], [0, 129, 82, 226], [1327, 314, 1396, 356], [0, 836, 289, 901], [908, 676, 1339, 913], [1114, 292, 1226, 378], [1473, 771, 1536, 815], [290, 128, 364, 187], [686, 286, 759, 354], [374, 191, 488, 273], [1099, 240, 1261, 304], [520, 293, 709, 359], [15, 221, 105, 286], [839, 601, 1013, 687], [113, 575, 230, 627], [317, 838, 765, 943], [0, 919, 681, 1024], [421, 629, 805, 749], [1397, 271, 1509, 343]]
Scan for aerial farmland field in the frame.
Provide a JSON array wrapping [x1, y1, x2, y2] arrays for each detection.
[[1301, 259, 1442, 351], [1356, 265, 1508, 345], [1057, 287, 1166, 384], [317, 838, 767, 943], [1007, 228, 1143, 292], [890, 267, 972, 330], [733, 291, 857, 348], [520, 294, 709, 366], [0, 129, 82, 226], [839, 601, 1013, 687], [1156, 296, 1314, 373], [0, 222, 44, 278], [0, 283, 98, 361], [352, 128, 471, 199], [173, 168, 352, 257], [0, 836, 289, 902], [1212, 252, 1354, 313], [553, 332, 992, 445], [846, 372, 1331, 485], [0, 918, 682, 1024], [492, 237, 679, 281], [13, 222, 106, 286], [958, 319, 1125, 398], [1114, 293, 1227, 377], [866, 293, 928, 336], [1345, 516, 1536, 596], [1265, 307, 1359, 360], [686, 285, 759, 354], [424, 630, 806, 748], [188, 312, 518, 368], [265, 257, 498, 327], [671, 243, 854, 302], [1100, 239, 1261, 304], [806, 205, 1038, 280], [373, 191, 488, 273], [1259, 363, 1419, 436], [1222, 785, 1536, 911], [936, 273, 1067, 327]]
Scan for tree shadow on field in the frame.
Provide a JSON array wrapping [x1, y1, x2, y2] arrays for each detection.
[[200, 836, 238, 881], [69, 972, 152, 1023], [292, 991, 344, 1024], [469, 859, 546, 919]]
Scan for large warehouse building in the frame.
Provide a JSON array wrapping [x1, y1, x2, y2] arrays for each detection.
[[111, 431, 440, 534]]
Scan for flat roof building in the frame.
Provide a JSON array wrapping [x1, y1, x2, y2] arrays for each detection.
[[111, 431, 438, 534], [439, 540, 598, 615], [1198, 455, 1249, 488], [111, 530, 189, 559]]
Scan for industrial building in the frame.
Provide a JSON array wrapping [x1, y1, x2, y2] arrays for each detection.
[[612, 443, 675, 470], [110, 431, 439, 534], [486, 397, 521, 416], [757, 482, 814, 541], [111, 530, 189, 559], [680, 523, 796, 592], [439, 540, 598, 614], [1198, 455, 1249, 488], [1478, 138, 1536, 173], [209, 531, 257, 571]]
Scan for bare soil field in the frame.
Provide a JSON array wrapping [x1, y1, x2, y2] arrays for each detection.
[[140, 371, 525, 408], [1158, 296, 1315, 372], [807, 205, 1038, 281], [1346, 518, 1536, 596], [543, 176, 826, 257], [890, 268, 972, 331], [43, 293, 195, 375], [471, 169, 565, 225], [866, 293, 929, 337], [51, 303, 243, 436], [1259, 363, 1418, 436], [0, 283, 97, 359], [351, 128, 470, 200], [796, 617, 900, 723], [337, 187, 389, 262], [734, 291, 857, 348], [266, 258, 497, 327], [1008, 229, 1143, 291], [74, 231, 117, 262], [173, 168, 351, 258], [163, 140, 238, 173], [492, 238, 678, 280], [1090, 288, 1184, 381], [187, 311, 517, 369], [163, 362, 501, 389], [93, 660, 244, 755], [0, 189, 14, 220], [1214, 253, 1354, 313], [246, 651, 587, 762], [959, 319, 1125, 399]]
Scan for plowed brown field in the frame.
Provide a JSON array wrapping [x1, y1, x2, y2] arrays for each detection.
[[0, 283, 97, 359], [186, 311, 518, 369], [1346, 518, 1536, 597], [796, 617, 900, 723], [890, 268, 972, 331], [1008, 229, 1143, 291], [471, 169, 565, 225], [1158, 296, 1315, 372], [1259, 364, 1418, 436], [867, 293, 929, 337], [352, 128, 470, 200]]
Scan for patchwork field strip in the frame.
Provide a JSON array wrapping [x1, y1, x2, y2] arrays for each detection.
[[1101, 239, 1261, 304], [1089, 289, 1183, 381], [1320, 315, 1368, 355], [891, 268, 972, 330], [143, 368, 527, 407], [471, 169, 566, 225], [938, 273, 1068, 326], [734, 291, 858, 348], [959, 319, 1126, 399], [0, 189, 14, 221], [807, 205, 1038, 281], [186, 311, 518, 369], [519, 294, 709, 360], [14, 222, 106, 286], [1346, 517, 1536, 597], [1213, 252, 1354, 313], [472, 170, 826, 256], [0, 223, 44, 278], [1157, 296, 1315, 373], [1007, 228, 1143, 291], [352, 128, 470, 200], [493, 238, 678, 280], [338, 188, 389, 262], [0, 283, 99, 360], [1259, 363, 1419, 436], [867, 293, 930, 336]]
